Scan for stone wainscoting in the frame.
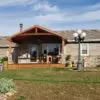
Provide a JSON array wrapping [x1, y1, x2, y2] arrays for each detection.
[[69, 56, 100, 67]]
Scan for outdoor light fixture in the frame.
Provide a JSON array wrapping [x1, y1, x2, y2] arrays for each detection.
[[73, 29, 86, 71]]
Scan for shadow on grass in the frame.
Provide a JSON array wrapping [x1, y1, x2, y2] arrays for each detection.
[[13, 77, 100, 84]]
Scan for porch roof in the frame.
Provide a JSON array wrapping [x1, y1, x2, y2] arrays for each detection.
[[8, 25, 66, 44]]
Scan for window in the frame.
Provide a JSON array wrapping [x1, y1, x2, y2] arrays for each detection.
[[47, 44, 60, 56], [42, 44, 60, 56], [81, 44, 89, 56], [29, 45, 37, 62]]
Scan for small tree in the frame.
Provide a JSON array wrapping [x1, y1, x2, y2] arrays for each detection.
[[65, 55, 71, 67]]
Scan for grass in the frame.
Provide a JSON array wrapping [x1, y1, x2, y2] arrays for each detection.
[[0, 68, 100, 83], [0, 68, 100, 100]]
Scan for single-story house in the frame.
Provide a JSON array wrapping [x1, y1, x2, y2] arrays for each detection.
[[0, 25, 100, 68]]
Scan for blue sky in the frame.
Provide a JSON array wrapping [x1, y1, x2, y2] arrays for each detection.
[[0, 0, 100, 35]]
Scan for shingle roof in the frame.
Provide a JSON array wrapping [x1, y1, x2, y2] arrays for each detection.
[[0, 29, 100, 47], [57, 30, 100, 41]]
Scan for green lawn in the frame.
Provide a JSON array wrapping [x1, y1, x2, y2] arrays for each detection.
[[0, 68, 100, 100]]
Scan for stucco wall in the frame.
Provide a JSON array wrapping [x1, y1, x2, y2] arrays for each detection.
[[0, 48, 8, 57], [89, 43, 100, 55]]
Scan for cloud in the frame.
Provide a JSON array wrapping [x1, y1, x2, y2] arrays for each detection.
[[29, 9, 100, 24], [32, 1, 59, 13], [0, 0, 100, 35], [87, 2, 100, 10], [31, 2, 100, 23], [0, 0, 34, 7]]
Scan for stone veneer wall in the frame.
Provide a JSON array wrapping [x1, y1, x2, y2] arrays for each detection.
[[64, 43, 100, 67], [67, 56, 100, 67]]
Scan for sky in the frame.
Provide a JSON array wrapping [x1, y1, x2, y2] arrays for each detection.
[[0, 0, 100, 35]]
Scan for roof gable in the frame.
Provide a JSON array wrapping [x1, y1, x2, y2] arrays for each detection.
[[10, 25, 62, 40]]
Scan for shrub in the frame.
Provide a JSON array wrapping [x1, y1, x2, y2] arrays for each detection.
[[0, 56, 8, 64], [0, 78, 15, 94], [65, 55, 71, 61], [96, 64, 100, 67], [65, 55, 71, 67], [3, 56, 8, 61], [0, 57, 4, 64]]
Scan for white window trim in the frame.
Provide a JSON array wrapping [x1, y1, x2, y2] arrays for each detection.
[[80, 43, 89, 56]]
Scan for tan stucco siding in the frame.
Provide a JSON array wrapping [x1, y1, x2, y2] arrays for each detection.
[[64, 43, 78, 56], [89, 43, 100, 56], [0, 48, 8, 57], [62, 44, 78, 64]]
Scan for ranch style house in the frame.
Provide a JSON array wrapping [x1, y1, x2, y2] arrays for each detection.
[[0, 25, 100, 68]]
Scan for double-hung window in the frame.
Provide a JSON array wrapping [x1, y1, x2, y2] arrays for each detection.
[[80, 43, 89, 56]]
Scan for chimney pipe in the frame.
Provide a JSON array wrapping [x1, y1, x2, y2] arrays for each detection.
[[20, 23, 23, 32]]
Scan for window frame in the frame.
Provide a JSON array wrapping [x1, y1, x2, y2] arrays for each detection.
[[80, 43, 89, 56]]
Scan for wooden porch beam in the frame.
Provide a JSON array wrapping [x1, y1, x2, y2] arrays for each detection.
[[35, 27, 38, 34], [19, 33, 57, 36], [8, 41, 12, 54], [62, 38, 64, 55]]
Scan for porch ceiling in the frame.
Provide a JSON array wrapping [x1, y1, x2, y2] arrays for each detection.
[[12, 35, 62, 44]]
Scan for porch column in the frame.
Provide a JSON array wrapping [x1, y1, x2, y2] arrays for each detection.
[[36, 45, 39, 63], [61, 38, 65, 64], [8, 41, 13, 64]]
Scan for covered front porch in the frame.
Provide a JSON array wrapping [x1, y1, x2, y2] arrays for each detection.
[[8, 25, 65, 66], [17, 43, 62, 64]]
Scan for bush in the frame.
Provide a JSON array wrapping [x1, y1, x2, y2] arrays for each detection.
[[96, 65, 100, 67], [0, 78, 15, 94], [0, 57, 4, 64], [65, 55, 71, 67], [0, 56, 8, 64], [65, 55, 71, 61], [3, 56, 8, 61]]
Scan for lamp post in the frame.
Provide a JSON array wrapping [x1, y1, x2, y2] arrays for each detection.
[[73, 29, 86, 71]]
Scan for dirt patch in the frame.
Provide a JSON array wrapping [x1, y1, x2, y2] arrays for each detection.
[[7, 81, 100, 100], [0, 94, 7, 100]]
